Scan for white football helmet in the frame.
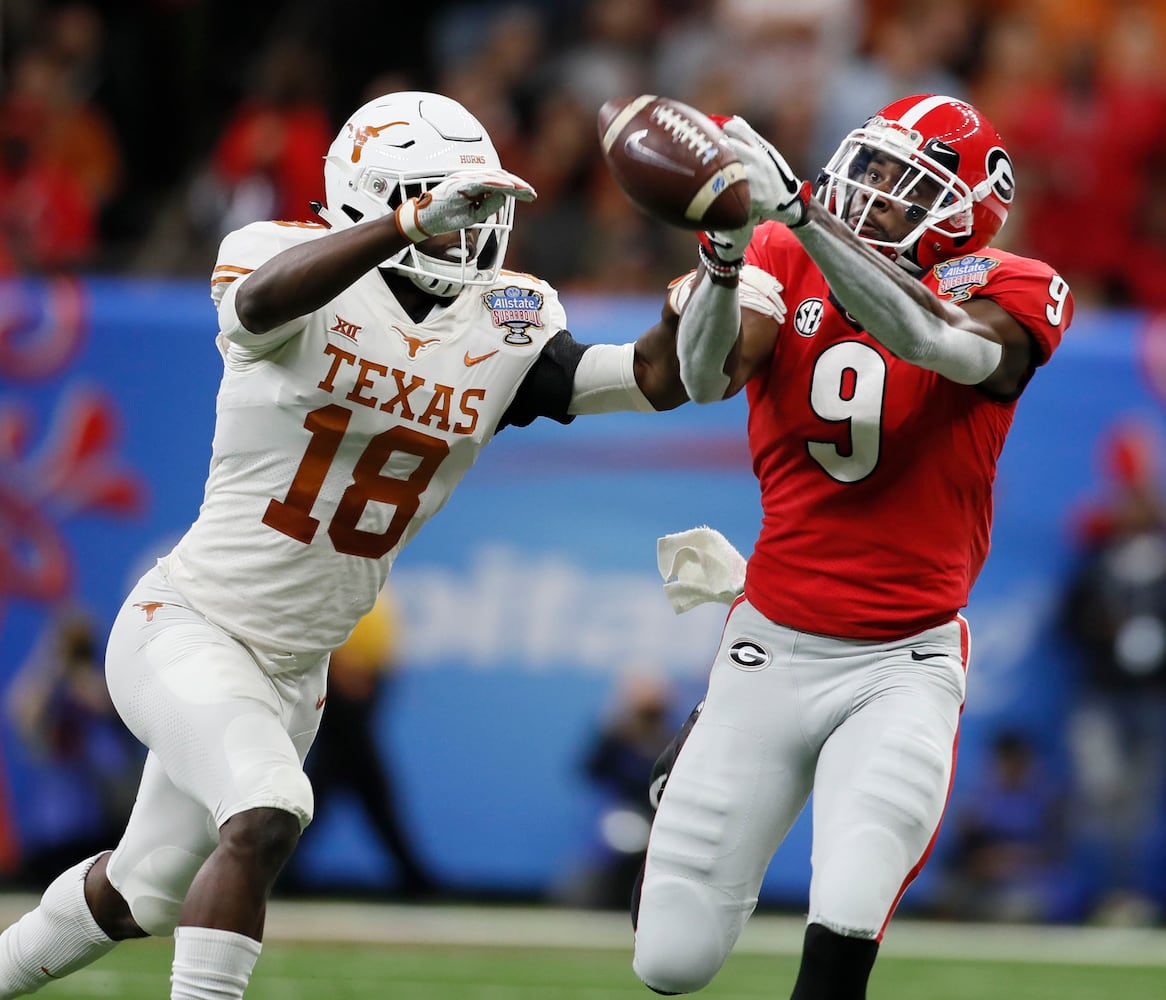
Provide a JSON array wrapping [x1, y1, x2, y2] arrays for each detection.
[[322, 91, 514, 297]]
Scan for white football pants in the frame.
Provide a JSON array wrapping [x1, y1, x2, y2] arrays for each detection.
[[102, 566, 328, 936], [634, 598, 967, 994]]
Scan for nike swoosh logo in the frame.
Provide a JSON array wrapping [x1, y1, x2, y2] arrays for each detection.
[[910, 650, 946, 661], [315, 695, 327, 710], [623, 129, 690, 175], [464, 350, 498, 367]]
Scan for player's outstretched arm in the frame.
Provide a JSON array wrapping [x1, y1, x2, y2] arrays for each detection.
[[565, 272, 784, 417], [668, 116, 800, 404], [564, 310, 687, 416], [667, 259, 786, 404], [673, 251, 745, 404], [234, 170, 535, 334], [794, 205, 1033, 395], [724, 117, 1034, 396]]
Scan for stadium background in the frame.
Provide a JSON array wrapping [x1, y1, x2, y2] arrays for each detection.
[[4, 0, 1166, 936], [3, 281, 1163, 914]]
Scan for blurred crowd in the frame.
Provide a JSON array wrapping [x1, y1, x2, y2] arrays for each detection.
[[7, 0, 1166, 928], [4, 0, 1166, 305]]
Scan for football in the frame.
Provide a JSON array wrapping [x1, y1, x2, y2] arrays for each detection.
[[597, 95, 750, 231]]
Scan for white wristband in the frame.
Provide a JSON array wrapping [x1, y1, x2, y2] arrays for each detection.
[[394, 198, 431, 243]]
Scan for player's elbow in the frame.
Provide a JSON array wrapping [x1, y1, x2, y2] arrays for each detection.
[[679, 366, 730, 404], [234, 267, 307, 336], [687, 384, 727, 405], [233, 281, 277, 335]]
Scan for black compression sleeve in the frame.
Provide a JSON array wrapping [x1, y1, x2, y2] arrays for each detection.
[[498, 329, 589, 430], [790, 923, 879, 1000]]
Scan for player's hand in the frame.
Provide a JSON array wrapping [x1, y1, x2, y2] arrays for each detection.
[[702, 222, 754, 265], [394, 169, 537, 242], [721, 117, 811, 228]]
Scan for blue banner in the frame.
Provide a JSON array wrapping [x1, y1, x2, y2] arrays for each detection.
[[1, 279, 1160, 910]]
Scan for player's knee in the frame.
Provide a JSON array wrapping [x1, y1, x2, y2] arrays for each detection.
[[272, 763, 314, 828], [220, 806, 303, 870], [228, 762, 314, 832], [633, 876, 735, 994]]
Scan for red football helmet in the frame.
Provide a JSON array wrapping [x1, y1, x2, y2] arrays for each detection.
[[817, 94, 1015, 272]]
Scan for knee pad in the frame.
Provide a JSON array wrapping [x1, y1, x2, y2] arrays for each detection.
[[633, 875, 742, 994], [107, 844, 210, 937], [221, 762, 314, 831], [278, 764, 314, 828], [215, 712, 316, 831]]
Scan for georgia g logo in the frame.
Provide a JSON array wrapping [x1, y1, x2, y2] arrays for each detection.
[[728, 639, 771, 671], [985, 147, 1015, 204]]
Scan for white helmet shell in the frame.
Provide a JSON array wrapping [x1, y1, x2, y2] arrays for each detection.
[[322, 91, 514, 296]]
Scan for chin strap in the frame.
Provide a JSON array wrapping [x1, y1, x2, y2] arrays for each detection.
[[399, 257, 464, 299]]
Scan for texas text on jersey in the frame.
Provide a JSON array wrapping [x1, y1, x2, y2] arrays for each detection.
[[164, 220, 588, 654]]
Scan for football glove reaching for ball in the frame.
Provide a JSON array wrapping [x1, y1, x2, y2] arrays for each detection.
[[684, 113, 808, 401], [721, 117, 811, 229], [700, 116, 811, 273], [395, 168, 536, 243]]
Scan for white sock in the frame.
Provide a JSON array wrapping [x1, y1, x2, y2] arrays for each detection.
[[0, 854, 117, 999], [170, 926, 262, 1000]]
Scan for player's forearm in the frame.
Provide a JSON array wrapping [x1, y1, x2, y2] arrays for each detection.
[[794, 202, 1002, 384], [675, 268, 740, 403], [235, 217, 411, 333], [568, 342, 661, 414]]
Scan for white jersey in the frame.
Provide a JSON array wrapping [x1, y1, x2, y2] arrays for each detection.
[[159, 220, 567, 654]]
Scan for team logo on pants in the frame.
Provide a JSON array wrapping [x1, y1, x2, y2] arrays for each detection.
[[728, 639, 770, 670]]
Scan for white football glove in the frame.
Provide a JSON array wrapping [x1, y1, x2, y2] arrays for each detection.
[[394, 168, 536, 243], [721, 116, 811, 228], [701, 223, 754, 266]]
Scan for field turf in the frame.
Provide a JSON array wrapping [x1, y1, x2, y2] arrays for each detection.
[[6, 899, 1163, 999], [34, 932, 1166, 999]]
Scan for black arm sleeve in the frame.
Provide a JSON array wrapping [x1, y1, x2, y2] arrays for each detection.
[[498, 329, 589, 430]]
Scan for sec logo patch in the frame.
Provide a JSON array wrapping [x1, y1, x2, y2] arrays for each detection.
[[793, 298, 824, 337], [728, 639, 770, 671]]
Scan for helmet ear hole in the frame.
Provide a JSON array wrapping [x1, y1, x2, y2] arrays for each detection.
[[343, 205, 364, 224]]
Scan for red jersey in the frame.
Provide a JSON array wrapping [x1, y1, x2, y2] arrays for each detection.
[[742, 223, 1073, 640]]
